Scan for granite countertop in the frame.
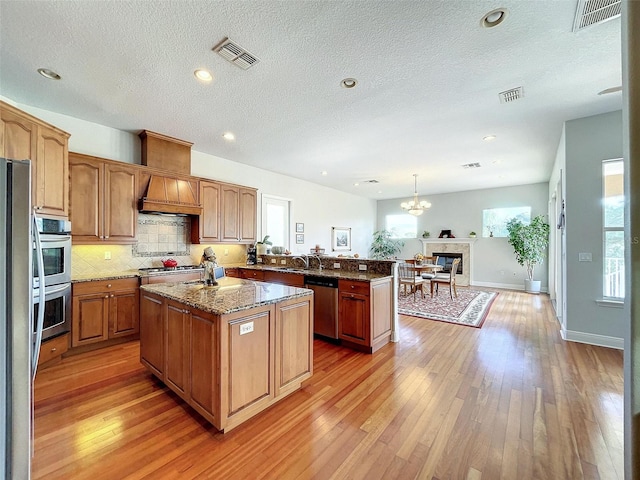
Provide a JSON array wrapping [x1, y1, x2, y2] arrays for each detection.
[[72, 270, 140, 283], [240, 265, 392, 282], [139, 277, 312, 315]]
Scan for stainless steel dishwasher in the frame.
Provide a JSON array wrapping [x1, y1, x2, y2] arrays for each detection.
[[304, 275, 339, 339]]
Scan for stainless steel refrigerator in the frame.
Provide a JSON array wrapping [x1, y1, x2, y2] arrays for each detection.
[[1, 158, 45, 479]]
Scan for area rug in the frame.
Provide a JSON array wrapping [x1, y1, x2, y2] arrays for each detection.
[[398, 288, 498, 328]]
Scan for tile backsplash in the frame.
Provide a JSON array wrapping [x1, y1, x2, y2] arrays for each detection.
[[71, 214, 247, 276]]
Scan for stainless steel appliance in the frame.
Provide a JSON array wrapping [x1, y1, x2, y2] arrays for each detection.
[[33, 282, 71, 342], [2, 158, 45, 479], [32, 218, 71, 289], [304, 275, 339, 339]]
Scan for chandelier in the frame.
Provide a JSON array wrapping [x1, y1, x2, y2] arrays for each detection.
[[401, 174, 431, 216]]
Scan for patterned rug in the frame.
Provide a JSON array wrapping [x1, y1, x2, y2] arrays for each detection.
[[398, 288, 498, 328]]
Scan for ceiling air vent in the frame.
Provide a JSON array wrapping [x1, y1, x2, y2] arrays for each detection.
[[363, 179, 380, 184], [573, 0, 621, 32], [214, 38, 260, 70], [498, 87, 524, 104], [462, 162, 481, 169]]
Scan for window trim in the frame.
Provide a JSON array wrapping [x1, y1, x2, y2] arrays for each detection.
[[602, 158, 625, 300]]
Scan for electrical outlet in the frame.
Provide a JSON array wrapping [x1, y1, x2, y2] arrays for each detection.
[[359, 264, 367, 271], [104, 251, 111, 260], [270, 258, 276, 264], [224, 248, 229, 256], [240, 322, 254, 335], [333, 262, 341, 269], [579, 252, 592, 262], [280, 259, 287, 264]]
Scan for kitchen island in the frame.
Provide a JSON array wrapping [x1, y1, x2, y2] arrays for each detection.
[[139, 277, 313, 432]]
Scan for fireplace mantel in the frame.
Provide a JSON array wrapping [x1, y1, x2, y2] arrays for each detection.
[[419, 238, 478, 245]]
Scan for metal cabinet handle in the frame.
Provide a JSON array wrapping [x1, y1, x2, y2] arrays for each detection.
[[105, 295, 109, 298], [107, 284, 112, 288], [50, 347, 57, 353], [110, 294, 114, 298], [105, 236, 109, 239]]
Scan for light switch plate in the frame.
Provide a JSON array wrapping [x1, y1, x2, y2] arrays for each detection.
[[359, 264, 367, 271], [579, 252, 592, 262], [270, 258, 276, 264], [280, 259, 287, 264], [333, 263, 341, 269], [240, 322, 254, 335]]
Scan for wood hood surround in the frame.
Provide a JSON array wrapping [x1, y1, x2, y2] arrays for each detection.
[[138, 130, 203, 216]]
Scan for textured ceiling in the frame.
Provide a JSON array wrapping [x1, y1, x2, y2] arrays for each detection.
[[0, 0, 622, 200]]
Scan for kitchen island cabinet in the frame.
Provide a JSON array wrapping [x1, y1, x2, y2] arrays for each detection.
[[139, 277, 313, 432]]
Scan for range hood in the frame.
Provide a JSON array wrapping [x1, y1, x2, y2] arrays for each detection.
[[139, 175, 202, 216]]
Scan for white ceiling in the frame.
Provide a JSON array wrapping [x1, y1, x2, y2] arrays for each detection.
[[0, 1, 622, 200]]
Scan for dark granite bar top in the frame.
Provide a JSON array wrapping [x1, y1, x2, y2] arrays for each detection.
[[139, 277, 312, 315], [239, 265, 393, 282]]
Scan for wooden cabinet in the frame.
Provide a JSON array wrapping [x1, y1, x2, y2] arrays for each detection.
[[224, 267, 241, 278], [260, 270, 305, 287], [72, 278, 139, 347], [69, 153, 138, 244], [139, 290, 312, 432], [1, 101, 70, 218], [191, 180, 221, 243], [240, 269, 265, 281], [338, 277, 392, 353], [220, 184, 257, 244], [37, 333, 69, 368]]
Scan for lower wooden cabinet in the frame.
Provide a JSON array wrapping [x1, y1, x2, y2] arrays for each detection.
[[262, 270, 305, 287], [37, 333, 69, 368], [72, 278, 139, 347], [240, 269, 264, 281], [338, 277, 392, 353], [139, 291, 313, 432]]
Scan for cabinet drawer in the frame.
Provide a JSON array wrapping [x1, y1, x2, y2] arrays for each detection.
[[338, 279, 370, 296], [38, 333, 69, 365], [241, 269, 265, 281], [73, 277, 139, 295]]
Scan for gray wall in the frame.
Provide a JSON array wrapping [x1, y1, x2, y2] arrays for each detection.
[[377, 183, 549, 290], [563, 110, 625, 340]]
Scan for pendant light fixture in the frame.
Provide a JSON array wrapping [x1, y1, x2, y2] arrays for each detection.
[[401, 174, 431, 216]]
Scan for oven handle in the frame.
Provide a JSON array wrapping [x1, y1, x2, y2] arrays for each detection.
[[34, 283, 71, 298], [32, 213, 46, 379], [39, 234, 72, 243]]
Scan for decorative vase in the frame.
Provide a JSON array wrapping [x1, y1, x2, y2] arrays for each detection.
[[524, 279, 541, 294], [416, 260, 423, 265]]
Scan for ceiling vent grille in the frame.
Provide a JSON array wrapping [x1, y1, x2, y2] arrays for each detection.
[[363, 179, 380, 184], [462, 162, 482, 169], [573, 0, 621, 31], [498, 87, 524, 104], [214, 38, 260, 70]]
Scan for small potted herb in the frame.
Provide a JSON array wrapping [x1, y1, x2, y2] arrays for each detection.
[[422, 231, 430, 238], [469, 231, 477, 238]]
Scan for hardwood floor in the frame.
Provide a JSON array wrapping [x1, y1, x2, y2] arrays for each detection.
[[32, 289, 624, 479]]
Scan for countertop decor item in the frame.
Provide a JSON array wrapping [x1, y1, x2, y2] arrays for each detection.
[[506, 214, 550, 294], [161, 258, 178, 267], [422, 231, 430, 238], [400, 174, 431, 216], [469, 231, 477, 238]]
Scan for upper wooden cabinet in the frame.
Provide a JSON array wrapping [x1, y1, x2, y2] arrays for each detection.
[[69, 153, 138, 244], [192, 180, 256, 244], [1, 101, 70, 218]]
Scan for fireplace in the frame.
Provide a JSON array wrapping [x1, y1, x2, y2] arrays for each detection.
[[433, 252, 463, 274]]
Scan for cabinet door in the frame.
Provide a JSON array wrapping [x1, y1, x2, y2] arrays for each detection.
[[220, 185, 240, 242], [239, 188, 257, 243], [371, 279, 392, 343], [190, 311, 217, 421], [275, 297, 312, 396], [1, 107, 37, 163], [109, 289, 139, 338], [104, 163, 138, 242], [36, 125, 68, 217], [140, 293, 165, 378], [240, 269, 265, 281], [166, 302, 190, 399], [194, 181, 221, 243], [69, 155, 103, 242], [338, 291, 370, 346], [72, 293, 109, 347]]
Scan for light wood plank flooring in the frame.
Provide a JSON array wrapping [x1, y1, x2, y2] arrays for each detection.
[[32, 289, 624, 479]]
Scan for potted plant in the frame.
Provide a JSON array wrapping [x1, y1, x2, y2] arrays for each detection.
[[369, 230, 404, 259], [256, 235, 272, 255], [506, 215, 550, 293], [469, 231, 477, 238], [422, 231, 430, 238]]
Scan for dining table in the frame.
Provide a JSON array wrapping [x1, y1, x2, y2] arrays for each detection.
[[407, 263, 443, 275]]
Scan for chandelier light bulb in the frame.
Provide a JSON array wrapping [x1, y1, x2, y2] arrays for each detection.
[[401, 174, 431, 216]]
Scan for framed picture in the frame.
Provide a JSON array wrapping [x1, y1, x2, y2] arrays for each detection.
[[296, 222, 304, 233], [331, 227, 351, 251], [296, 234, 304, 244]]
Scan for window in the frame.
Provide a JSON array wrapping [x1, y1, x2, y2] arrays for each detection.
[[261, 195, 291, 249], [603, 159, 624, 299], [385, 214, 417, 238], [482, 206, 531, 237]]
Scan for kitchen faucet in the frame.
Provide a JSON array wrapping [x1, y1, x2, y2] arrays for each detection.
[[308, 254, 323, 271], [292, 255, 309, 269]]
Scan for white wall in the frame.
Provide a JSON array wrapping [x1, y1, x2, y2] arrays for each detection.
[[3, 96, 377, 256], [562, 110, 625, 344], [377, 183, 549, 290]]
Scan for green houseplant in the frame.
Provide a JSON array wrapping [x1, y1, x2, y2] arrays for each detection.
[[506, 215, 550, 293], [256, 235, 272, 255], [369, 230, 404, 259]]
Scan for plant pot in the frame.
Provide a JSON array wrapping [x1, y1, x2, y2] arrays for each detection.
[[256, 244, 269, 256], [524, 279, 541, 294]]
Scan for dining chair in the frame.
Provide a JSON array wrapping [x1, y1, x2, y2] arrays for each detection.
[[420, 256, 440, 292], [430, 257, 460, 299], [398, 262, 425, 300]]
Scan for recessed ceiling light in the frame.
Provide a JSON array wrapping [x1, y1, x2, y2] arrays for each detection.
[[37, 68, 61, 80], [354, 182, 359, 187], [377, 190, 383, 194], [341, 78, 358, 89], [492, 159, 502, 165], [483, 135, 497, 142], [481, 8, 508, 28], [222, 132, 235, 141], [321, 171, 328, 176], [194, 69, 213, 82]]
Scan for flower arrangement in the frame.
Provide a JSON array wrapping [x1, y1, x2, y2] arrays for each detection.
[[414, 253, 425, 262]]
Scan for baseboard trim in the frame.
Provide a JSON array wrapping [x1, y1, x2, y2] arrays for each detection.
[[561, 329, 624, 350], [471, 281, 549, 293]]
